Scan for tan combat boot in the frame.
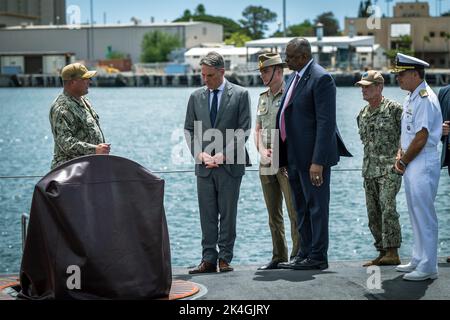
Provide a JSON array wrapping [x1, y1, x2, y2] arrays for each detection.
[[362, 250, 386, 267], [379, 248, 401, 265]]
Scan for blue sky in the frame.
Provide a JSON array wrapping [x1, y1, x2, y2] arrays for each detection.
[[66, 0, 448, 35]]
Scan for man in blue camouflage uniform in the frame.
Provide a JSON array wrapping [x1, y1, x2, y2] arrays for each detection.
[[49, 63, 110, 169]]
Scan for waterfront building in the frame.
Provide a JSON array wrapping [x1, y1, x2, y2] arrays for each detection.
[[0, 0, 66, 27], [0, 22, 223, 68], [245, 36, 376, 70], [0, 51, 74, 74], [184, 46, 261, 72], [344, 1, 450, 68]]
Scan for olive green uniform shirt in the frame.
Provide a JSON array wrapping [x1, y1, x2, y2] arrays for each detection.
[[256, 85, 284, 150]]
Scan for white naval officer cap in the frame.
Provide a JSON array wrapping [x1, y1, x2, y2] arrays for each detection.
[[390, 53, 430, 74]]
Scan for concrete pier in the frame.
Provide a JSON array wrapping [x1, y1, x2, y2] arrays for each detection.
[[2, 258, 449, 300], [172, 258, 450, 300]]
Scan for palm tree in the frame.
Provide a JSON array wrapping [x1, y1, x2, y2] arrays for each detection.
[[445, 33, 450, 68], [422, 35, 430, 61]]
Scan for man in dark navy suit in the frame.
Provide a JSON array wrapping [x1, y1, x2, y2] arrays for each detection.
[[277, 38, 352, 270], [438, 84, 450, 264], [438, 84, 450, 176]]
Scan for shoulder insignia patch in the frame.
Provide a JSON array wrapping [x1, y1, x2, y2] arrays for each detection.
[[419, 89, 429, 98]]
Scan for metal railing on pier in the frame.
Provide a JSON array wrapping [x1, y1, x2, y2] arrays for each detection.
[[0, 168, 367, 181]]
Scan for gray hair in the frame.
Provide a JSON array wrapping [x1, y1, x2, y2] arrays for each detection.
[[200, 51, 225, 69], [288, 38, 312, 59]]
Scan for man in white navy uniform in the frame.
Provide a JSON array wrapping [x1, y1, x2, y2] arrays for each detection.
[[392, 53, 443, 281]]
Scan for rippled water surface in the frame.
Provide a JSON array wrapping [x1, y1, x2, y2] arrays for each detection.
[[0, 86, 448, 273]]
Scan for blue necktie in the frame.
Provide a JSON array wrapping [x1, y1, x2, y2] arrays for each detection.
[[210, 89, 219, 127]]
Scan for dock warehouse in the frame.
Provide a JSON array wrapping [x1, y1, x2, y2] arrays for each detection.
[[0, 21, 223, 64]]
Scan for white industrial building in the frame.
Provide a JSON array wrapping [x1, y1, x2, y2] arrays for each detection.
[[184, 46, 262, 72], [355, 44, 388, 70], [0, 51, 74, 74], [245, 36, 380, 70], [0, 21, 224, 71]]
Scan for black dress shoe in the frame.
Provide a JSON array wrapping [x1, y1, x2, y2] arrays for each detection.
[[291, 258, 328, 270], [257, 260, 281, 270], [278, 256, 305, 269]]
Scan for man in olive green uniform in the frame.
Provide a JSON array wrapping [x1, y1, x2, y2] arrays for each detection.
[[356, 71, 403, 267], [50, 63, 110, 169], [254, 53, 300, 270]]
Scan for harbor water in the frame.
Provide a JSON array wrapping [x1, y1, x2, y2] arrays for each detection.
[[0, 86, 449, 273]]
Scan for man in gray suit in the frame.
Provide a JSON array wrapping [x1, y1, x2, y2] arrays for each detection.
[[184, 52, 251, 274]]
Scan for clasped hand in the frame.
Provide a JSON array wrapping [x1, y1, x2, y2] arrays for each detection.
[[198, 152, 225, 169]]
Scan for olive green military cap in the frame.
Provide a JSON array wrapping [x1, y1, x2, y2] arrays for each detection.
[[61, 63, 97, 81], [355, 70, 385, 86], [256, 53, 287, 71]]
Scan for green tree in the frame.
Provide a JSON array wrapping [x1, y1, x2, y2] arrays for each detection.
[[141, 31, 181, 62], [314, 12, 340, 36], [174, 7, 240, 40], [195, 4, 206, 16], [239, 5, 277, 39], [181, 9, 192, 20], [444, 33, 450, 68], [358, 1, 365, 17], [422, 35, 430, 60], [272, 19, 314, 37], [224, 32, 252, 47], [386, 35, 414, 62], [358, 0, 372, 18]]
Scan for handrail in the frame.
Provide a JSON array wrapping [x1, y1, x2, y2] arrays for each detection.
[[0, 168, 366, 180], [1, 167, 448, 180]]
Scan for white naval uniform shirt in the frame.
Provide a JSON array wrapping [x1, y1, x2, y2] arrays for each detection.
[[401, 81, 443, 152]]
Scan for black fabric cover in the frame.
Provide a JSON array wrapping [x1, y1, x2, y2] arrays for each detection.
[[19, 155, 172, 300]]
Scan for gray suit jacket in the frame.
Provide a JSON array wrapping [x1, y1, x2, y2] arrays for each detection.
[[184, 80, 251, 177], [438, 85, 450, 169]]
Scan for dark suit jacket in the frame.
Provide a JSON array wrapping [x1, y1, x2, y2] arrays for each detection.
[[184, 80, 251, 178], [276, 61, 352, 171], [438, 84, 450, 169]]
